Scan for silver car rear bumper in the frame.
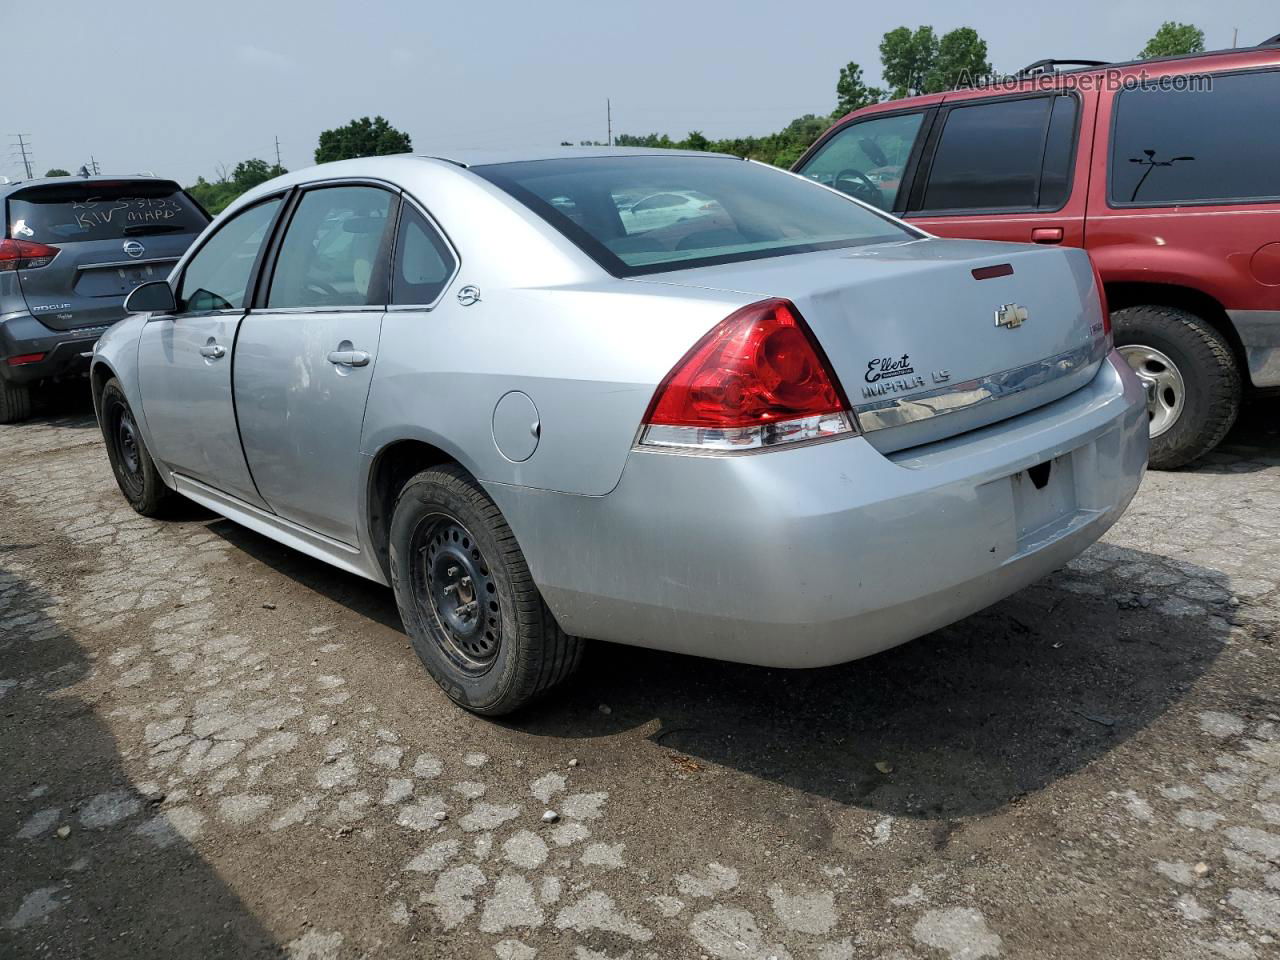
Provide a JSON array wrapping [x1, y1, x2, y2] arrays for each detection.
[[488, 351, 1148, 668]]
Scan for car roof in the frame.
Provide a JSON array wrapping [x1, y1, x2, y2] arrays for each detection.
[[412, 146, 743, 167], [0, 174, 179, 195]]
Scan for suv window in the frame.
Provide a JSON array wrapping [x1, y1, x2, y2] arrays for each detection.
[[921, 95, 1077, 212], [176, 198, 282, 313], [1110, 70, 1280, 205], [268, 186, 393, 309], [798, 112, 925, 211], [392, 206, 456, 305], [8, 181, 207, 244]]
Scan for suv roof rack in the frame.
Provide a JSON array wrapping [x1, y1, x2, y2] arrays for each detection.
[[1018, 58, 1109, 77]]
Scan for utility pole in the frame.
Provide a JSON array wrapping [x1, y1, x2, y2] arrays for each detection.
[[1232, 27, 1238, 48], [607, 99, 612, 147], [89, 155, 100, 175], [11, 134, 33, 178], [274, 135, 282, 168]]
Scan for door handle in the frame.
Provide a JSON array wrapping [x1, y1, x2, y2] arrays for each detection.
[[327, 349, 370, 367], [199, 343, 226, 359], [1031, 227, 1064, 244]]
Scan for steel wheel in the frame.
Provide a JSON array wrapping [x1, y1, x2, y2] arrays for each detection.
[[409, 513, 502, 676], [109, 402, 145, 498], [1119, 343, 1186, 439]]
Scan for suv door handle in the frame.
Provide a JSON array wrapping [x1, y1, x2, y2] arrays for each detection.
[[199, 343, 226, 359], [1031, 227, 1064, 244], [327, 349, 370, 368]]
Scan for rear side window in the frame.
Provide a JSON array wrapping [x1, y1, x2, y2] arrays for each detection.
[[798, 111, 926, 211], [267, 186, 394, 309], [392, 206, 456, 305], [921, 95, 1078, 212], [177, 198, 282, 313], [8, 181, 207, 244], [1110, 70, 1280, 205]]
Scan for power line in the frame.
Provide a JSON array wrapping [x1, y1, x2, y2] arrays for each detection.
[[10, 134, 33, 178]]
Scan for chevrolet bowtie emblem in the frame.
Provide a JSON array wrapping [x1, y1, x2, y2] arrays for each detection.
[[995, 303, 1028, 329]]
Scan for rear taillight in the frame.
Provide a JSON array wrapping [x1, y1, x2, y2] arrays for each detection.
[[638, 297, 856, 453], [0, 238, 60, 272], [1088, 255, 1111, 343]]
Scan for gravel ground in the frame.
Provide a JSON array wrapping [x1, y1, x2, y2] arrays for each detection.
[[2, 390, 1278, 960]]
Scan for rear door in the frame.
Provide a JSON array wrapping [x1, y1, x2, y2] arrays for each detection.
[[906, 91, 1092, 248], [137, 196, 285, 508], [6, 180, 208, 332], [233, 183, 396, 545]]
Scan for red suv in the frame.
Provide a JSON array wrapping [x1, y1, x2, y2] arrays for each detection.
[[794, 41, 1280, 467]]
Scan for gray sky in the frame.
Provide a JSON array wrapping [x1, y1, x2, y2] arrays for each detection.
[[7, 0, 1274, 185]]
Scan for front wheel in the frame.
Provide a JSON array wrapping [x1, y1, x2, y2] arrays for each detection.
[[99, 378, 176, 516], [1113, 305, 1241, 469], [389, 465, 583, 716]]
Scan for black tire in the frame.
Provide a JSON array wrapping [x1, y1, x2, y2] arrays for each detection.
[[99, 378, 176, 517], [1113, 305, 1241, 470], [389, 464, 583, 716], [0, 378, 32, 424]]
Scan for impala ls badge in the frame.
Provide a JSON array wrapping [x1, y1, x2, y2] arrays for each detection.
[[995, 303, 1028, 329]]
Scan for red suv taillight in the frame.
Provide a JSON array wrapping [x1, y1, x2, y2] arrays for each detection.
[[637, 297, 856, 453], [0, 238, 60, 272]]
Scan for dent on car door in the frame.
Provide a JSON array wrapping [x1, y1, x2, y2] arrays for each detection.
[[136, 196, 284, 508], [906, 92, 1089, 246], [232, 184, 397, 546], [795, 110, 931, 214]]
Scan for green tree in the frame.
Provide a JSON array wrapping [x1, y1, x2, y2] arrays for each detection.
[[927, 27, 992, 91], [44, 168, 71, 177], [835, 62, 884, 116], [231, 158, 286, 191], [683, 131, 711, 151], [1138, 21, 1205, 58], [315, 116, 412, 164], [879, 26, 938, 98]]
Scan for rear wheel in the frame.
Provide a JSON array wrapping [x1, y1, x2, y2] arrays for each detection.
[[0, 378, 32, 424], [1113, 305, 1241, 469], [389, 464, 582, 716], [99, 378, 176, 516]]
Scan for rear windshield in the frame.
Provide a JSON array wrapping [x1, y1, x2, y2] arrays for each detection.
[[471, 156, 916, 277], [7, 181, 207, 244]]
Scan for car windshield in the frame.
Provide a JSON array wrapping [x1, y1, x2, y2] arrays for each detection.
[[471, 155, 916, 277], [7, 181, 207, 244]]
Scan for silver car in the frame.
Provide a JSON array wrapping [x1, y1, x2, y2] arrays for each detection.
[[92, 149, 1148, 715]]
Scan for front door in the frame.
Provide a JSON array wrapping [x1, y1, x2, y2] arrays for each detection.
[[137, 196, 284, 508], [233, 184, 396, 545]]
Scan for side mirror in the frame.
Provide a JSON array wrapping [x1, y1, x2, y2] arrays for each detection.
[[124, 280, 177, 315]]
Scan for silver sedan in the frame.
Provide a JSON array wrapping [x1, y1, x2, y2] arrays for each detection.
[[92, 149, 1148, 715]]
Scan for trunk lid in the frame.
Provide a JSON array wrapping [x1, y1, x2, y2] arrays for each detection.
[[6, 179, 207, 332], [633, 237, 1109, 452]]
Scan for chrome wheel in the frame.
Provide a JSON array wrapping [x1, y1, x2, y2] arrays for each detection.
[[409, 514, 501, 675], [1119, 343, 1186, 438]]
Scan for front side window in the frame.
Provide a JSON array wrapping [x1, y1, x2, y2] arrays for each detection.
[[797, 112, 925, 211], [921, 95, 1077, 212], [392, 206, 457, 305], [176, 197, 282, 313], [1110, 70, 1280, 205], [267, 186, 394, 309], [473, 156, 916, 277]]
